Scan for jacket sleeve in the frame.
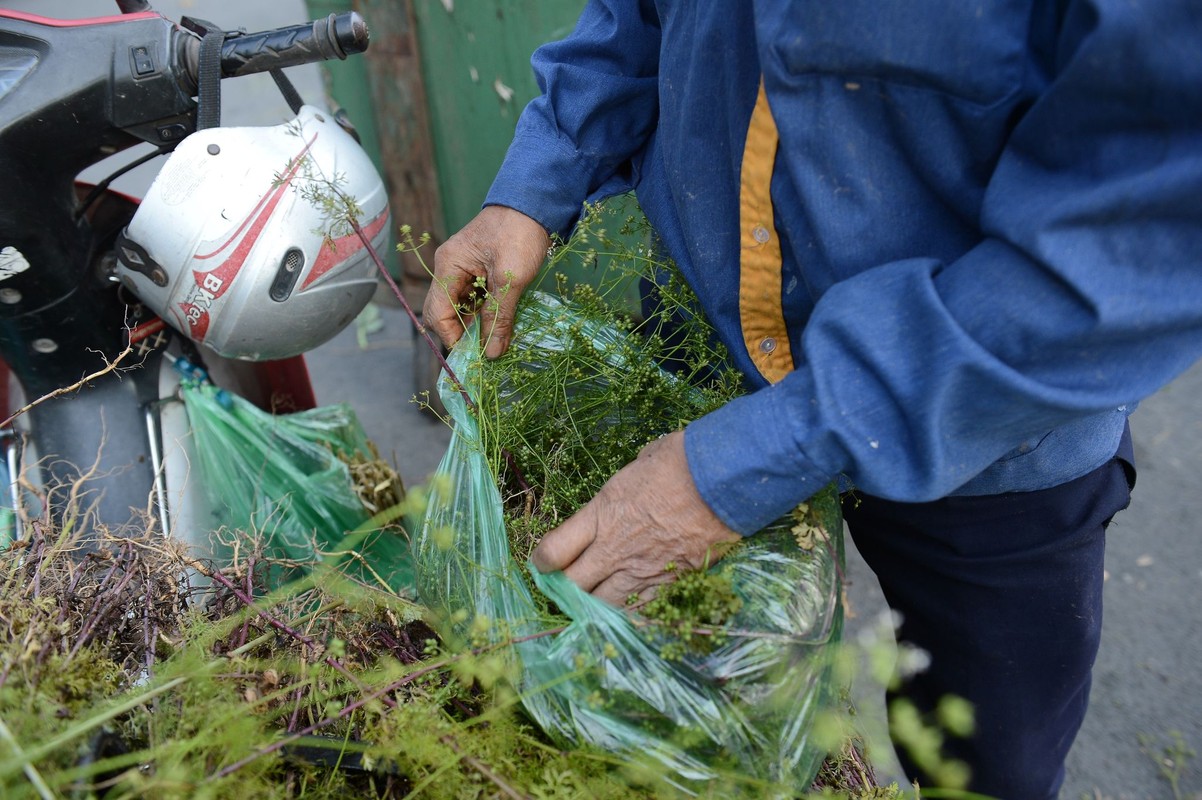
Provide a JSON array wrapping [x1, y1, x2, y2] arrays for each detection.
[[687, 0, 1202, 534], [484, 0, 661, 239]]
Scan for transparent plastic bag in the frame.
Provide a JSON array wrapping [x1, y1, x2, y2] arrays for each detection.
[[182, 381, 412, 590], [415, 293, 842, 792]]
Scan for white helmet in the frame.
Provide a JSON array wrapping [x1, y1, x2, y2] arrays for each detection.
[[115, 105, 389, 361]]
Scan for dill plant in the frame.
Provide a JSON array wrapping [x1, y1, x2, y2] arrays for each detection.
[[416, 201, 898, 794], [469, 201, 745, 567]]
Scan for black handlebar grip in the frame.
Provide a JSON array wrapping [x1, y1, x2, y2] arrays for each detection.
[[218, 12, 369, 78]]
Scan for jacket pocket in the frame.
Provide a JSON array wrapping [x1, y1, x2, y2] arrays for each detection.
[[763, 0, 1028, 106]]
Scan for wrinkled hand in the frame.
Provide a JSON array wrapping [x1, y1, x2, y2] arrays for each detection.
[[422, 205, 550, 359], [531, 430, 741, 606]]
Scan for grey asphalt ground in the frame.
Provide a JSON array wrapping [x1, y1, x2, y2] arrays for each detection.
[[11, 1, 1200, 796]]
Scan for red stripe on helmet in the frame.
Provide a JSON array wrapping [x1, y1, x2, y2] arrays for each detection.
[[299, 207, 390, 291], [182, 133, 318, 341]]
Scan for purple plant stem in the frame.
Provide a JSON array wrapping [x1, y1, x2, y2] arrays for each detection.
[[69, 545, 138, 660], [287, 685, 305, 733], [29, 533, 46, 600], [502, 450, 533, 496], [239, 557, 255, 649], [143, 575, 154, 674], [69, 549, 122, 621], [202, 567, 394, 709], [349, 217, 535, 497], [60, 552, 99, 619], [349, 218, 475, 413]]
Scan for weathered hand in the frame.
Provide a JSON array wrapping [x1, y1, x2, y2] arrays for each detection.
[[423, 205, 550, 358], [530, 430, 741, 606]]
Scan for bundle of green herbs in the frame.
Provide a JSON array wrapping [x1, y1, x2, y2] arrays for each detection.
[[414, 201, 893, 794], [473, 258, 742, 568], [461, 202, 844, 640]]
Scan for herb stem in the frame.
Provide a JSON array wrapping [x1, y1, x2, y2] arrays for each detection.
[[348, 216, 475, 413]]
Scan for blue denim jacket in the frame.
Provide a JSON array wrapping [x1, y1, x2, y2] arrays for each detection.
[[486, 0, 1202, 535]]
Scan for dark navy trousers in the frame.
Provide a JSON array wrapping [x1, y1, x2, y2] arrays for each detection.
[[843, 434, 1134, 799]]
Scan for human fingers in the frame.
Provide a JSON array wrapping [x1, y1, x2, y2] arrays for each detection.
[[547, 450, 687, 597], [425, 206, 545, 350], [592, 571, 669, 608], [535, 430, 742, 605], [530, 503, 597, 575], [477, 211, 549, 359], [555, 493, 676, 597], [425, 234, 487, 348], [480, 264, 532, 358]]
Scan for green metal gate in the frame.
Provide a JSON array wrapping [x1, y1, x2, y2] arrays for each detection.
[[409, 1, 583, 236]]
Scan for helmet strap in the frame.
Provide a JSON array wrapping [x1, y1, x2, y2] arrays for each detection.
[[270, 69, 306, 116], [181, 17, 225, 131]]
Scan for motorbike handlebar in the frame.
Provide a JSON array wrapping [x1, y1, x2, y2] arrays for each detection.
[[179, 12, 369, 89]]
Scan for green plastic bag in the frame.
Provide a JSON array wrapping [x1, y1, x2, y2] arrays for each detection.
[[182, 381, 412, 591], [0, 458, 14, 549], [416, 293, 842, 792]]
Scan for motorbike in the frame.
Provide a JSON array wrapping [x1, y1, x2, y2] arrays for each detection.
[[0, 0, 376, 549]]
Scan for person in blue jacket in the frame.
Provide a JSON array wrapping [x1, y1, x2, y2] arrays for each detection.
[[422, 1, 1201, 795]]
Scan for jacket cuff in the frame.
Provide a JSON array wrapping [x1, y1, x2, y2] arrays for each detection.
[[684, 376, 833, 536], [485, 131, 596, 241]]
